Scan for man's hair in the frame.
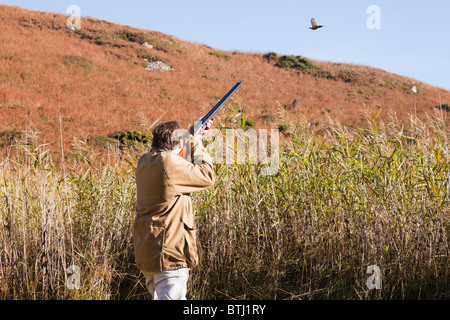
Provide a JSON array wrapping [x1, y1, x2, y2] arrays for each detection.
[[151, 121, 182, 150]]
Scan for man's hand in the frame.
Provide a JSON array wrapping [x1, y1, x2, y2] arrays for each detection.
[[204, 118, 214, 131], [180, 118, 214, 160], [196, 118, 214, 137], [189, 118, 214, 161], [190, 118, 214, 139]]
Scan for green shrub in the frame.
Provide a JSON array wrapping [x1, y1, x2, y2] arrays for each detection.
[[436, 104, 450, 112], [265, 52, 279, 61], [110, 130, 152, 148], [276, 56, 297, 69], [275, 55, 317, 71]]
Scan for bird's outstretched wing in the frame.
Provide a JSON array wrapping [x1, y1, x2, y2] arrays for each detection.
[[310, 18, 318, 28]]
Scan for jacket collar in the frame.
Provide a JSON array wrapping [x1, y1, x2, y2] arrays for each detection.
[[150, 147, 173, 153]]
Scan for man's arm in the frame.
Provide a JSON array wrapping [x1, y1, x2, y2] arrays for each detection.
[[164, 137, 215, 195]]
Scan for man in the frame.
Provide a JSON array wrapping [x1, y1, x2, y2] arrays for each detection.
[[133, 119, 215, 300]]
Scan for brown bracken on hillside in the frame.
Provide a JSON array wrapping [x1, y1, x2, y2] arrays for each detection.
[[1, 4, 449, 148]]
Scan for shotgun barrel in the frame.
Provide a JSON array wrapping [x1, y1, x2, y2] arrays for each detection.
[[179, 81, 243, 159], [193, 81, 243, 135]]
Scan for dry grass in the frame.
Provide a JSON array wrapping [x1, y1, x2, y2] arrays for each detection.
[[0, 110, 448, 300], [0, 4, 449, 300]]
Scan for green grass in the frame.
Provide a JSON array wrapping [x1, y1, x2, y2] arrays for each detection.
[[0, 114, 449, 300], [277, 123, 290, 133], [209, 51, 232, 61], [63, 55, 95, 72]]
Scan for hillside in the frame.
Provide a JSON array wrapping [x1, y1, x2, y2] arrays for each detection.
[[0, 5, 449, 301], [1, 4, 449, 149]]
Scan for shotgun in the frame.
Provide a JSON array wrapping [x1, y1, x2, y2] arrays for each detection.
[[192, 81, 243, 135], [178, 81, 243, 158]]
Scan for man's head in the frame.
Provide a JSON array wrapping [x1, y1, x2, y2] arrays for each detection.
[[151, 121, 182, 150]]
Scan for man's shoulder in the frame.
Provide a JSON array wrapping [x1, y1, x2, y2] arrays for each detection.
[[137, 150, 164, 168], [137, 150, 192, 173], [139, 149, 168, 160], [161, 150, 191, 167]]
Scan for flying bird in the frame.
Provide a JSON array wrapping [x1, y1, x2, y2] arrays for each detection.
[[309, 18, 324, 30]]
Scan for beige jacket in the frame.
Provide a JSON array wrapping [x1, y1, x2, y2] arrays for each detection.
[[133, 138, 215, 272]]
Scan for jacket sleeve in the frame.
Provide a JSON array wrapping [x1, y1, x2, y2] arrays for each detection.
[[164, 137, 216, 195]]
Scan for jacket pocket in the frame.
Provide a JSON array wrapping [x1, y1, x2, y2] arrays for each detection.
[[182, 218, 198, 268], [148, 221, 166, 251], [133, 219, 166, 271]]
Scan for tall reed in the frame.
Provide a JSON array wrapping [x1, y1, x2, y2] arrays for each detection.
[[0, 112, 448, 300]]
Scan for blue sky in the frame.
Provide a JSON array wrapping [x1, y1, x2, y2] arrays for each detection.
[[2, 0, 450, 89]]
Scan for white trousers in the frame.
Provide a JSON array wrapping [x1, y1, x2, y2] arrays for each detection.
[[141, 268, 189, 300]]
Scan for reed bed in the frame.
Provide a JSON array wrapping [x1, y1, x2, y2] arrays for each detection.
[[0, 113, 449, 300]]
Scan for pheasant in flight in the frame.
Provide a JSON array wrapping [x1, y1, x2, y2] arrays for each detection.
[[309, 18, 324, 30]]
